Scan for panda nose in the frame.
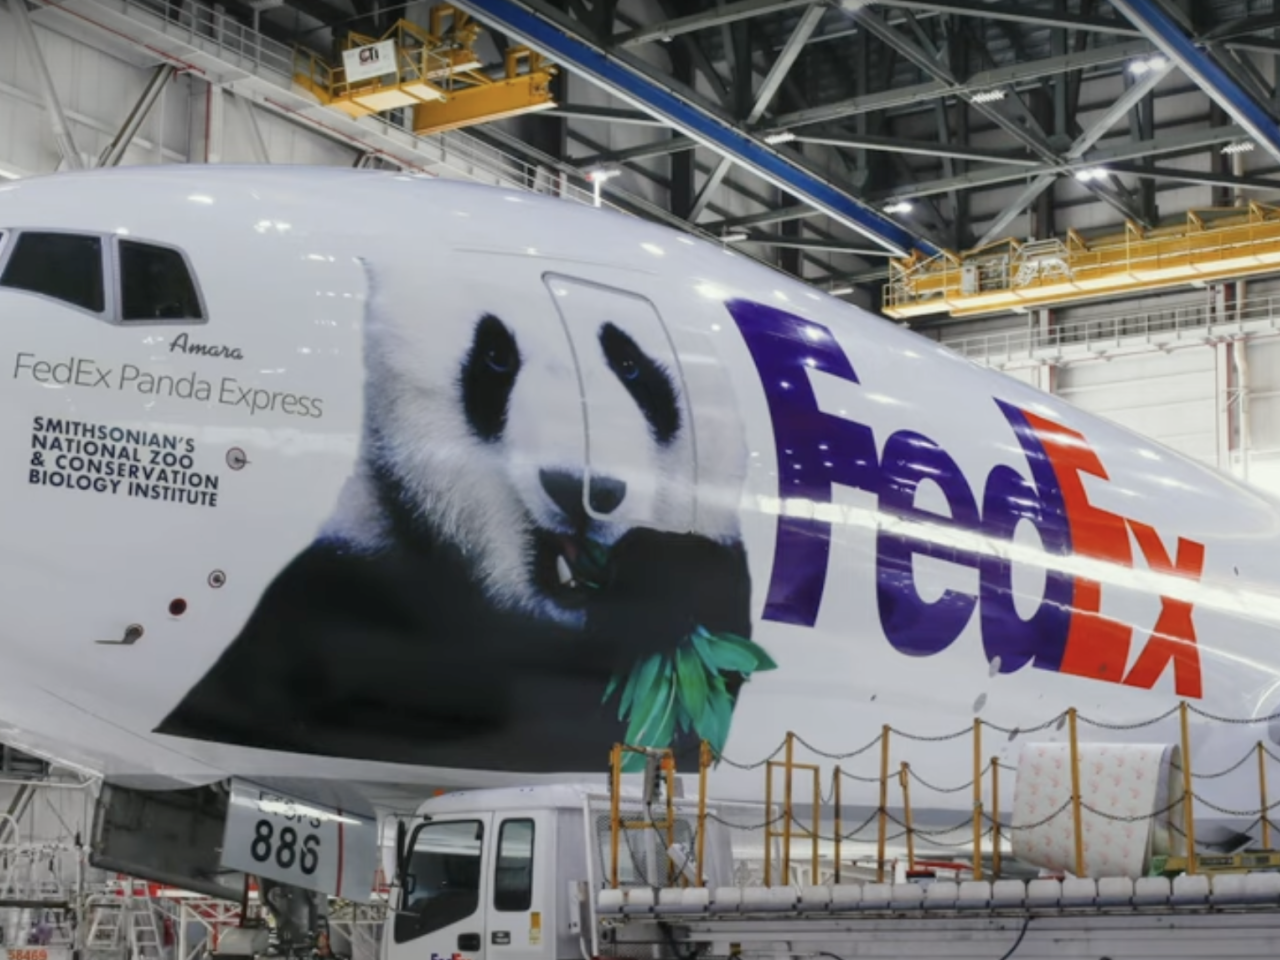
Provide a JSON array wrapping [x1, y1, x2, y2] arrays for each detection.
[[540, 469, 627, 517]]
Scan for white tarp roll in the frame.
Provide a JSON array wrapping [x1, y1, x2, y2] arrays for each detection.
[[1010, 742, 1185, 879]]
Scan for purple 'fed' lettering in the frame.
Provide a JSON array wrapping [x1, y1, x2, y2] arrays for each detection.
[[724, 299, 878, 627]]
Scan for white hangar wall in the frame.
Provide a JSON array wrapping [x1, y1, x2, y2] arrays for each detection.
[[930, 279, 1280, 503], [0, 2, 359, 177]]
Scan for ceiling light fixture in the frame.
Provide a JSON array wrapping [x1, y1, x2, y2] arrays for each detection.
[[970, 89, 1006, 104]]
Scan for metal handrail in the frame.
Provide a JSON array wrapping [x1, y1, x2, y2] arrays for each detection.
[[115, 0, 614, 211], [937, 293, 1280, 366]]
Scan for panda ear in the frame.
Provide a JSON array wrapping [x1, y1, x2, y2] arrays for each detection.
[[460, 313, 522, 442]]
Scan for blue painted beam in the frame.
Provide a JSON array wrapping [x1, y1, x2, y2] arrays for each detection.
[[1110, 0, 1280, 168], [451, 0, 940, 259]]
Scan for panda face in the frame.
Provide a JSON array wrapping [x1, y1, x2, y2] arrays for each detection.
[[457, 312, 693, 624]]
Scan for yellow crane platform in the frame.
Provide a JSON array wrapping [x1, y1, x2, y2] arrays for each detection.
[[293, 5, 557, 136], [883, 202, 1280, 320]]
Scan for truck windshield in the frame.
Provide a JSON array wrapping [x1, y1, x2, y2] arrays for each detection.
[[394, 819, 484, 943]]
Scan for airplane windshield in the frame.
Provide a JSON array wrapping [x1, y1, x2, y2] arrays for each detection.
[[393, 819, 484, 943]]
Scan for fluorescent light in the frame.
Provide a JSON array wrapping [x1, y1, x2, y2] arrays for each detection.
[[1074, 167, 1108, 182], [1223, 140, 1256, 155], [828, 285, 854, 296], [1129, 55, 1168, 75], [884, 201, 913, 214], [764, 130, 796, 145], [970, 89, 1006, 104], [721, 231, 749, 243]]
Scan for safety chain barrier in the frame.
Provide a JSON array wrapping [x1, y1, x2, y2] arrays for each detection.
[[608, 699, 1280, 890]]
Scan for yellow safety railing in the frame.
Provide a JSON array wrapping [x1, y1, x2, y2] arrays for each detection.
[[884, 203, 1280, 320], [605, 698, 1280, 889]]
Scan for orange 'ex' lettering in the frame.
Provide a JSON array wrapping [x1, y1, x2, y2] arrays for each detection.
[[1122, 521, 1205, 699]]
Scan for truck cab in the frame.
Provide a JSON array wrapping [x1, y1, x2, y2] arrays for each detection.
[[380, 783, 738, 960]]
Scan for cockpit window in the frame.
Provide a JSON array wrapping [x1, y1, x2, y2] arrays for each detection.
[[118, 239, 204, 322], [0, 232, 105, 313]]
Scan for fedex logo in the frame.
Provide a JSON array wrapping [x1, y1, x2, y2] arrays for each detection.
[[726, 299, 1205, 698]]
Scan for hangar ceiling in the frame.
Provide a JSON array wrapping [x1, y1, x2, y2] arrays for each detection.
[[23, 0, 1280, 318]]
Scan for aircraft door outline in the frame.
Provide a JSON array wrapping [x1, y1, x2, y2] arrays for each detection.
[[541, 273, 698, 532]]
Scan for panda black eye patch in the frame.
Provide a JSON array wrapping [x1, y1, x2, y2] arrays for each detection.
[[598, 322, 681, 445], [461, 313, 521, 442]]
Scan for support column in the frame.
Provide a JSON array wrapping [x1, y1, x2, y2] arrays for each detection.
[[7, 0, 83, 170], [235, 93, 271, 164], [99, 63, 175, 167], [204, 81, 225, 164], [1215, 339, 1232, 472]]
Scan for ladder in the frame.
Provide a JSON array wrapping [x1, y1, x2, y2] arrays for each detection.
[[128, 900, 166, 960], [85, 900, 125, 952], [85, 881, 168, 960]]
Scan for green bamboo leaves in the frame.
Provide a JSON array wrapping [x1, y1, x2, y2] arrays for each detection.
[[604, 626, 777, 773]]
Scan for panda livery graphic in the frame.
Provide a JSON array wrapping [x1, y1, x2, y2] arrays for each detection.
[[157, 255, 770, 774]]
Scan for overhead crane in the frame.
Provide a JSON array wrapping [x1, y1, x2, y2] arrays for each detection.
[[292, 4, 557, 136], [883, 202, 1280, 320]]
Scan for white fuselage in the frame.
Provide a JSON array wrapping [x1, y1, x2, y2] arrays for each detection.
[[0, 166, 1278, 827]]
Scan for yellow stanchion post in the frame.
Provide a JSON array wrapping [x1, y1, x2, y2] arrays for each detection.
[[764, 755, 774, 887], [877, 725, 891, 884], [1179, 701, 1196, 875], [1260, 741, 1272, 851], [664, 752, 678, 887], [811, 764, 820, 885], [782, 732, 795, 886], [1067, 708, 1085, 878], [610, 743, 622, 889], [697, 741, 709, 888], [900, 762, 915, 873], [991, 757, 1002, 879], [972, 719, 983, 881], [834, 767, 843, 885]]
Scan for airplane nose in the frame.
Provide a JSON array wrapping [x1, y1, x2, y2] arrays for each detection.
[[539, 469, 627, 517]]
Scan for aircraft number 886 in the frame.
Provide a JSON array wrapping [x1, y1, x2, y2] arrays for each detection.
[[251, 819, 320, 875]]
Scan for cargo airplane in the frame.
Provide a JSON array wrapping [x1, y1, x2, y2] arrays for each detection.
[[0, 165, 1278, 905]]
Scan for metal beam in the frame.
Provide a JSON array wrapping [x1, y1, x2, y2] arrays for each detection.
[[796, 134, 1041, 166], [703, 205, 818, 232], [452, 0, 937, 257], [878, 124, 1248, 202], [543, 104, 668, 126], [1104, 161, 1280, 193], [767, 39, 1156, 131], [747, 3, 825, 125], [685, 3, 824, 225], [870, 0, 1143, 35], [838, 5, 1140, 225], [737, 234, 898, 256], [1109, 0, 1280, 169], [617, 0, 814, 47], [589, 41, 1158, 158], [99, 63, 174, 167], [976, 58, 1174, 244]]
